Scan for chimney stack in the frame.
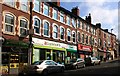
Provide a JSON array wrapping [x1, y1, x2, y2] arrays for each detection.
[[85, 13, 91, 24], [52, 0, 60, 7], [71, 6, 80, 16], [96, 23, 101, 28]]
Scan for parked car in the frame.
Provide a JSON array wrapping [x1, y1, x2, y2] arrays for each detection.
[[18, 60, 65, 76], [65, 58, 85, 69], [84, 57, 101, 66]]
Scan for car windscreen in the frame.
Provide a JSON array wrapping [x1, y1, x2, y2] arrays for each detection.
[[32, 61, 43, 65], [70, 59, 76, 62]]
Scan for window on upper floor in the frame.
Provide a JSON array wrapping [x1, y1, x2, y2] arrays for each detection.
[[43, 4, 49, 16], [92, 38, 94, 45], [72, 18, 76, 28], [67, 16, 70, 25], [77, 20, 80, 28], [67, 30, 71, 41], [60, 27, 64, 40], [86, 35, 88, 44], [98, 38, 102, 47], [53, 8, 58, 20], [72, 32, 76, 43], [43, 21, 49, 36], [4, 0, 15, 7], [86, 24, 88, 32], [20, 18, 28, 36], [82, 34, 84, 43], [34, 18, 41, 34], [33, 0, 41, 12], [104, 33, 106, 38], [5, 13, 15, 33], [20, 0, 28, 12], [82, 22, 84, 30], [78, 32, 81, 42], [53, 25, 58, 38], [60, 12, 64, 23], [89, 36, 92, 45]]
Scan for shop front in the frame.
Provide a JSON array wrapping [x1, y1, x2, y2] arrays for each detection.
[[77, 44, 93, 59], [32, 38, 67, 64], [66, 45, 77, 63], [2, 39, 28, 74]]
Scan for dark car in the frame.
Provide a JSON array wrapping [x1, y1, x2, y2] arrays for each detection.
[[84, 57, 101, 66], [65, 58, 85, 69]]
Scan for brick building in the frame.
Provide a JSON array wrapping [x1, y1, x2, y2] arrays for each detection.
[[0, 0, 117, 74]]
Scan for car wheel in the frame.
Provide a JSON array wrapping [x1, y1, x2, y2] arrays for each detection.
[[75, 65, 78, 69], [61, 67, 64, 73], [98, 62, 101, 65], [42, 69, 48, 76], [83, 64, 85, 68]]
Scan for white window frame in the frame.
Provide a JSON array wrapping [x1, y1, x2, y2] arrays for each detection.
[[20, 0, 28, 12], [52, 23, 59, 39], [77, 19, 80, 28], [52, 8, 58, 20], [43, 20, 50, 37], [77, 32, 81, 43], [33, 16, 41, 35], [4, 13, 16, 35], [19, 18, 28, 36], [60, 12, 64, 23], [43, 3, 49, 17], [60, 26, 65, 41], [72, 18, 76, 28], [72, 31, 76, 43], [66, 16, 71, 26], [3, 0, 15, 7], [33, 0, 41, 13], [67, 29, 71, 42]]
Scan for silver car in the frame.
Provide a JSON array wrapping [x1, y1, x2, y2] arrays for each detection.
[[19, 60, 65, 76], [65, 58, 85, 69]]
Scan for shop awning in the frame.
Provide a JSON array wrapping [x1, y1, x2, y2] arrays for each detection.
[[66, 49, 77, 52]]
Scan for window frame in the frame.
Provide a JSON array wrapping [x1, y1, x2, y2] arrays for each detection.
[[19, 18, 28, 37], [52, 8, 58, 20], [60, 12, 64, 23], [33, 16, 41, 35], [67, 29, 71, 42], [33, 0, 41, 13], [3, 0, 15, 7], [52, 24, 59, 39], [43, 3, 49, 17], [60, 26, 65, 40], [72, 31, 76, 43], [43, 20, 50, 37], [66, 15, 71, 26], [20, 0, 28, 12], [77, 32, 81, 42]]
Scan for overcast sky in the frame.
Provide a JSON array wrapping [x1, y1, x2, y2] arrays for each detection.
[[60, 0, 119, 39]]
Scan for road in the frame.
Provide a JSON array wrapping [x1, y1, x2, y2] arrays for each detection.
[[49, 59, 120, 76]]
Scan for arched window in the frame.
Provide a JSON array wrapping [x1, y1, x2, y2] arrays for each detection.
[[82, 34, 84, 43], [78, 32, 81, 42], [72, 32, 76, 42], [5, 14, 14, 33], [34, 18, 40, 34], [67, 30, 71, 41], [20, 18, 28, 36], [60, 27, 64, 40], [53, 25, 58, 38], [44, 21, 49, 36]]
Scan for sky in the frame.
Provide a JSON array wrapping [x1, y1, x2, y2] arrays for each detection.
[[60, 0, 119, 39]]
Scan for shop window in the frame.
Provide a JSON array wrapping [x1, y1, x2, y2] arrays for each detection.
[[5, 14, 14, 33], [60, 27, 64, 40], [20, 0, 28, 12], [34, 18, 40, 34], [2, 54, 9, 64], [43, 21, 49, 36], [33, 0, 41, 12], [20, 18, 28, 36]]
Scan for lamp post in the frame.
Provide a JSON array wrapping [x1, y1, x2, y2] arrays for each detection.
[[28, 0, 33, 65]]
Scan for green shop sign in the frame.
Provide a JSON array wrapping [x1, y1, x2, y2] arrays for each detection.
[[3, 39, 29, 48]]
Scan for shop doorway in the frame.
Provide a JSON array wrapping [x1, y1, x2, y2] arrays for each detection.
[[46, 52, 51, 60]]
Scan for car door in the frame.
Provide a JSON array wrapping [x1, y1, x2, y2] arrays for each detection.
[[45, 61, 54, 73], [79, 59, 84, 67], [50, 61, 59, 72]]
